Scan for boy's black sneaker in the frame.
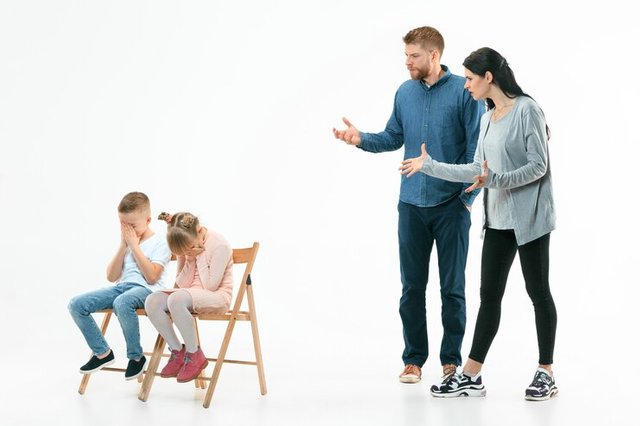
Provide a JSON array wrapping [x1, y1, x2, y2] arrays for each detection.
[[525, 368, 558, 401], [79, 350, 115, 374], [430, 371, 487, 398], [125, 355, 147, 381]]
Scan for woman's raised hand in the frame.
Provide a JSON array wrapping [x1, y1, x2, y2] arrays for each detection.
[[399, 143, 427, 178]]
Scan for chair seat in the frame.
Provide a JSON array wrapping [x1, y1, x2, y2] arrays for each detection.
[[96, 308, 147, 315], [93, 308, 250, 320], [197, 310, 251, 321]]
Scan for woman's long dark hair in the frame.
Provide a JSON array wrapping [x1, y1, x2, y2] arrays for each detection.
[[463, 47, 550, 138]]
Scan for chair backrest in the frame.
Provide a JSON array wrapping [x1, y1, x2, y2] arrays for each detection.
[[232, 244, 258, 265], [217, 242, 259, 317], [232, 242, 259, 288]]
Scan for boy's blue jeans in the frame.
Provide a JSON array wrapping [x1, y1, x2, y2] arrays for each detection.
[[68, 283, 152, 360]]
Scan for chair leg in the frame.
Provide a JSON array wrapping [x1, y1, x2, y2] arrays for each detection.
[[193, 318, 206, 389], [138, 333, 165, 402], [196, 372, 207, 389], [202, 318, 237, 408], [247, 286, 267, 395], [78, 311, 112, 394]]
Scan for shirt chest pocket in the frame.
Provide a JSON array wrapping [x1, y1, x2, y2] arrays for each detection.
[[436, 106, 460, 129]]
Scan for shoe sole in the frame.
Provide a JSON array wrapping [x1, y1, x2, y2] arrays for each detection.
[[431, 387, 486, 398], [399, 376, 421, 384], [177, 360, 209, 383], [125, 359, 148, 381], [525, 388, 559, 401], [78, 358, 116, 374]]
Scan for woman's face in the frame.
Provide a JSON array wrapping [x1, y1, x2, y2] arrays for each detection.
[[463, 67, 491, 100]]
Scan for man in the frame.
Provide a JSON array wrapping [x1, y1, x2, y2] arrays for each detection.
[[333, 26, 483, 384]]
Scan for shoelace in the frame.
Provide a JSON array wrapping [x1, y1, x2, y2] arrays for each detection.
[[442, 366, 456, 379], [183, 354, 192, 365], [442, 372, 462, 386], [530, 371, 551, 387], [403, 366, 419, 376]]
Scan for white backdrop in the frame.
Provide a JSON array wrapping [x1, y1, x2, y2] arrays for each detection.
[[1, 1, 638, 425]]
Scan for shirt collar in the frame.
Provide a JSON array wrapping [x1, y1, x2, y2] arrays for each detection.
[[421, 64, 451, 89]]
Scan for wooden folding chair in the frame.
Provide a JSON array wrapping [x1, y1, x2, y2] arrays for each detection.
[[138, 242, 266, 408], [77, 255, 177, 395]]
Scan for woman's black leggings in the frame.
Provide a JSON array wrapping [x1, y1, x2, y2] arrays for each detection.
[[469, 229, 557, 365]]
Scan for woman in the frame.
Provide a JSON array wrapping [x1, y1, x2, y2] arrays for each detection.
[[399, 47, 558, 401]]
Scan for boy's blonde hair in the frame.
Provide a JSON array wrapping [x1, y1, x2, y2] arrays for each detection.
[[403, 26, 445, 55], [158, 211, 200, 255], [118, 192, 150, 214]]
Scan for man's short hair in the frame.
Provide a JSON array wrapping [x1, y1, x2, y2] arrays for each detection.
[[403, 26, 445, 54]]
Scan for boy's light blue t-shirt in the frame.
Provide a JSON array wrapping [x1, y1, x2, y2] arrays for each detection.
[[118, 233, 172, 291]]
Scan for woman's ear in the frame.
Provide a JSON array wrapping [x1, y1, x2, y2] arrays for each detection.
[[485, 71, 494, 84]]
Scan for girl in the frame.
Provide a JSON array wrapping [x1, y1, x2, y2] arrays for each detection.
[[145, 211, 233, 383], [399, 47, 558, 401]]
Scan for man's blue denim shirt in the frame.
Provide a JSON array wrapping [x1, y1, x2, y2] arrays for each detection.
[[359, 66, 484, 208]]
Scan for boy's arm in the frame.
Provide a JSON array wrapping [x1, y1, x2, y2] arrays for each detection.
[[106, 242, 127, 282], [121, 223, 166, 285], [129, 245, 165, 284]]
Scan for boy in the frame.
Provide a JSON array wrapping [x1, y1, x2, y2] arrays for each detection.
[[68, 192, 172, 380]]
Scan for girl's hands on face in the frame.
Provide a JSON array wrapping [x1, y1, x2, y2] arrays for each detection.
[[185, 227, 207, 257], [185, 245, 205, 257]]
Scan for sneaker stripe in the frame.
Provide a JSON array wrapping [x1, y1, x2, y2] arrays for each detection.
[[78, 357, 116, 374]]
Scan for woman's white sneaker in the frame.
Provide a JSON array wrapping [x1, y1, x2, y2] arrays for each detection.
[[525, 368, 558, 401], [430, 371, 486, 398]]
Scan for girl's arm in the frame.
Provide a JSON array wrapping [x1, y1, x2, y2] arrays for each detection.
[[175, 254, 186, 275], [196, 241, 232, 292], [175, 255, 195, 288]]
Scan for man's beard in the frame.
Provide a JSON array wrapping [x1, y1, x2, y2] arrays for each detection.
[[409, 68, 426, 80]]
